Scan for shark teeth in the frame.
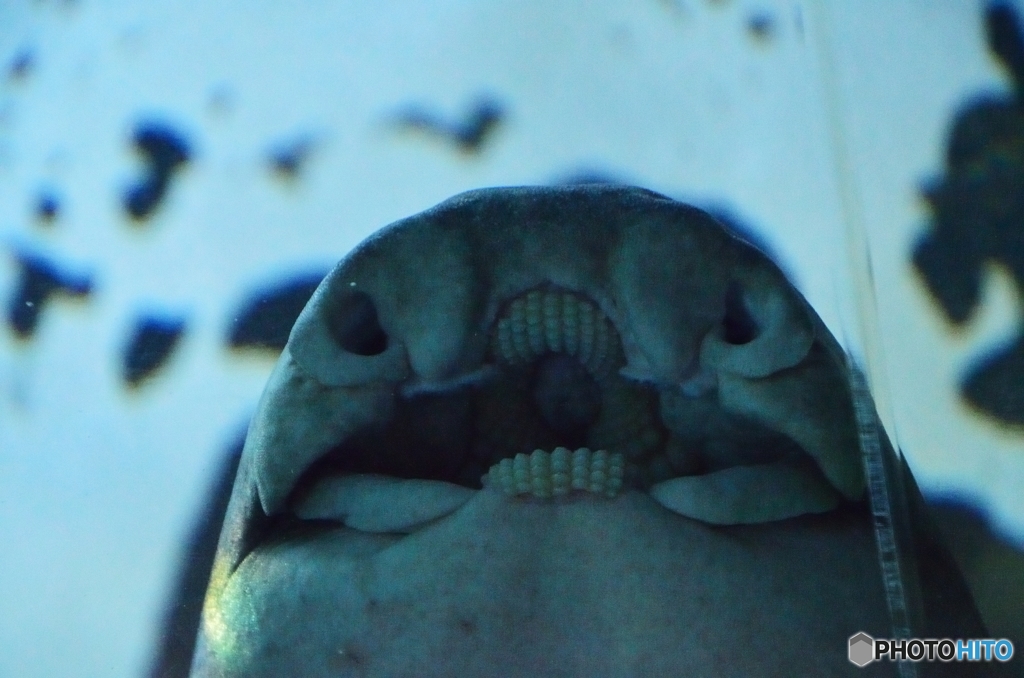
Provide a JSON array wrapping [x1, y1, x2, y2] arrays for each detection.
[[478, 286, 665, 472], [494, 289, 618, 378], [484, 447, 626, 499]]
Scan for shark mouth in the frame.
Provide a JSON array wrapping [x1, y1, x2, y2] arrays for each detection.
[[194, 186, 873, 676], [283, 282, 845, 538]]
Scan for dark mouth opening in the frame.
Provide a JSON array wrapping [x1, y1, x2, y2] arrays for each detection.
[[282, 285, 806, 517]]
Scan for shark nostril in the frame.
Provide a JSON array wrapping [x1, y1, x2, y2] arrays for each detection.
[[325, 290, 388, 356], [722, 281, 759, 346]]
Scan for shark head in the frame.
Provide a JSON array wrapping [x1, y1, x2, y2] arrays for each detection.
[[191, 185, 897, 677]]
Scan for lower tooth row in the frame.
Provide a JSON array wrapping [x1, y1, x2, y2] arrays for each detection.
[[484, 447, 625, 499], [493, 290, 618, 375]]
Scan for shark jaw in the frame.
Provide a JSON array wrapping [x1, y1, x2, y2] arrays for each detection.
[[196, 490, 891, 677], [191, 186, 882, 677]]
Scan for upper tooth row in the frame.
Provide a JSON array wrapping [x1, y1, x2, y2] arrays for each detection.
[[484, 447, 626, 499], [494, 290, 617, 376]]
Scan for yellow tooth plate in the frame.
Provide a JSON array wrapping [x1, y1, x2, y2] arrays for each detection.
[[484, 447, 625, 499], [493, 289, 617, 378]]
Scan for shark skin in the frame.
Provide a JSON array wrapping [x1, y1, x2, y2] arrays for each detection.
[[189, 186, 989, 677]]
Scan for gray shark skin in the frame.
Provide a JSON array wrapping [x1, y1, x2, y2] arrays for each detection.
[[189, 186, 993, 677]]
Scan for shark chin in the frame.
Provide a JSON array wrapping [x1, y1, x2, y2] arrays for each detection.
[[189, 186, 990, 678], [196, 491, 889, 677]]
